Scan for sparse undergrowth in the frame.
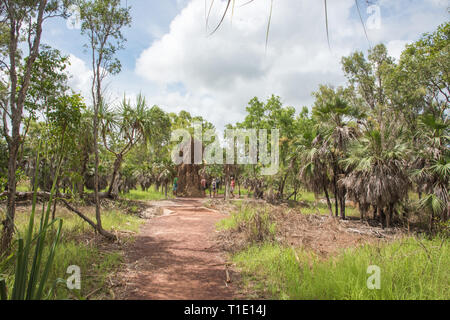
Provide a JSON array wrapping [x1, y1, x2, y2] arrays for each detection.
[[216, 200, 449, 300], [0, 204, 145, 300], [120, 186, 174, 201], [233, 238, 449, 300]]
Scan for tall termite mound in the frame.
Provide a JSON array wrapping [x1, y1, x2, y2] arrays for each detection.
[[176, 137, 204, 197]]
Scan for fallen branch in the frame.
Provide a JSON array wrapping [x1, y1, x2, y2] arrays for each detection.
[[61, 199, 117, 241], [61, 199, 98, 231], [0, 191, 114, 203], [0, 191, 71, 202]]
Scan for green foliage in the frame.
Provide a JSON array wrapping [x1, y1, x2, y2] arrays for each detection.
[[0, 146, 63, 300], [233, 237, 449, 300], [217, 204, 276, 243], [78, 0, 132, 76]]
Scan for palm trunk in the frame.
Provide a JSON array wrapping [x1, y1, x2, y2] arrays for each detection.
[[340, 190, 346, 220], [323, 186, 333, 217], [333, 174, 339, 217], [107, 154, 122, 198]]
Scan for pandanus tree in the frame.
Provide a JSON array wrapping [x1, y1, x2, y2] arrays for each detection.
[[100, 94, 151, 198]]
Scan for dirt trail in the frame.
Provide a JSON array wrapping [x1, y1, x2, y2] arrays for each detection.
[[123, 198, 235, 300]]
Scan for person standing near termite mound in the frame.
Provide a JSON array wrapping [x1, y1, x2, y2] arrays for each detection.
[[200, 177, 207, 197], [173, 176, 178, 197], [230, 177, 235, 198], [211, 178, 217, 198]]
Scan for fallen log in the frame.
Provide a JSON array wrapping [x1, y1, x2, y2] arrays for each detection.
[[0, 191, 71, 202], [0, 191, 113, 203]]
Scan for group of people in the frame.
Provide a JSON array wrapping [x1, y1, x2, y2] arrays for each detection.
[[201, 177, 236, 198], [172, 176, 236, 198]]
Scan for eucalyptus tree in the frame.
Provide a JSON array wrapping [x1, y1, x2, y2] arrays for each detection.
[[234, 95, 296, 200], [78, 0, 131, 240], [0, 0, 73, 252]]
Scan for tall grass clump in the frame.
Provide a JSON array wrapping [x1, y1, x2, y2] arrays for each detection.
[[0, 147, 64, 300], [233, 237, 449, 300], [217, 204, 276, 243]]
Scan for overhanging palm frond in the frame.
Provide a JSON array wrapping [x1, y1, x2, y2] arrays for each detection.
[[207, 0, 372, 48]]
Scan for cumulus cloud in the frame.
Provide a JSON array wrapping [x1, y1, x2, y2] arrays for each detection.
[[86, 0, 448, 130], [66, 54, 92, 98], [135, 0, 362, 128]]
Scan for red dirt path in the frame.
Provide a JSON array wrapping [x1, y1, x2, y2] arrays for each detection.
[[123, 198, 235, 300]]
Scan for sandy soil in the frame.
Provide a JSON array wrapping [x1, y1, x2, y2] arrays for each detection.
[[121, 198, 236, 300]]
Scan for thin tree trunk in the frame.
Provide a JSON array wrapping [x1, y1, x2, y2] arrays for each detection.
[[92, 63, 115, 241], [379, 207, 386, 229], [340, 190, 346, 220], [323, 186, 333, 217], [238, 181, 241, 197], [359, 203, 365, 221], [107, 154, 122, 198], [1, 0, 47, 253], [164, 182, 168, 199], [333, 184, 339, 217], [1, 142, 19, 253]]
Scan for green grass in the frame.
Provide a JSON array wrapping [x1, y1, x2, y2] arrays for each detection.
[[216, 203, 254, 231], [299, 202, 359, 217], [120, 186, 173, 201], [0, 207, 144, 299], [233, 237, 449, 300]]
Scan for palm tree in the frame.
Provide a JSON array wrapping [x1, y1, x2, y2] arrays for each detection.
[[412, 113, 449, 232], [206, 0, 372, 48], [100, 94, 151, 198], [298, 133, 334, 216], [312, 85, 357, 219], [341, 123, 411, 227]]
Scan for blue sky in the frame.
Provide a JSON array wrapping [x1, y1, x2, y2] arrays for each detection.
[[39, 0, 449, 130]]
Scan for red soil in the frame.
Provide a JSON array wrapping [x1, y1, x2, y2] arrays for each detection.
[[123, 198, 235, 300]]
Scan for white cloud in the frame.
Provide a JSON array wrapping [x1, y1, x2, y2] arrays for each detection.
[[128, 0, 448, 129], [386, 40, 412, 61], [135, 0, 364, 129], [66, 54, 92, 99]]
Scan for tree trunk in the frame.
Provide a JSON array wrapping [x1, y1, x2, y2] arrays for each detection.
[[1, 141, 19, 253], [92, 64, 115, 241], [333, 186, 339, 217], [323, 186, 333, 217], [340, 192, 346, 220], [164, 182, 168, 199], [238, 180, 241, 197], [107, 154, 122, 199], [278, 172, 288, 199], [379, 207, 386, 229], [359, 203, 365, 221], [1, 0, 47, 253]]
